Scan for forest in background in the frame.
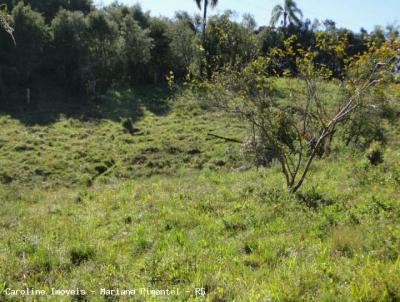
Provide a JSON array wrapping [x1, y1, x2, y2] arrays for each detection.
[[0, 0, 399, 106]]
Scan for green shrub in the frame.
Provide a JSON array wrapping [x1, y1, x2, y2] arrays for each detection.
[[367, 142, 384, 165]]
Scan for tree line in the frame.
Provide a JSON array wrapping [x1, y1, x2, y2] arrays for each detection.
[[0, 0, 399, 104]]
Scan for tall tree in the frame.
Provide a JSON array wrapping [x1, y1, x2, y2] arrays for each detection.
[[270, 0, 303, 28], [12, 3, 49, 84], [51, 9, 89, 91], [194, 0, 218, 40], [148, 18, 172, 83], [121, 15, 153, 84], [194, 0, 218, 77], [87, 10, 120, 91]]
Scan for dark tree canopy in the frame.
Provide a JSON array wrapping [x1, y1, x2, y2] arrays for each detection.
[[2, 0, 93, 22], [0, 0, 393, 105]]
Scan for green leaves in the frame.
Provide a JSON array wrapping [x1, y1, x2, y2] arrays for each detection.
[[0, 4, 15, 44]]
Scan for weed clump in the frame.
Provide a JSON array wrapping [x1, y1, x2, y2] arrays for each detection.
[[213, 159, 226, 166], [367, 143, 384, 165], [331, 226, 364, 257], [31, 249, 59, 273], [133, 238, 153, 255], [296, 188, 334, 208], [122, 118, 140, 135], [70, 246, 95, 266], [94, 165, 107, 175], [187, 148, 201, 155], [0, 172, 13, 184], [124, 216, 132, 224]]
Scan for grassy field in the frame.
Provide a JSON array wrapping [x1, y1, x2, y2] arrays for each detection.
[[0, 85, 400, 301], [0, 87, 246, 190]]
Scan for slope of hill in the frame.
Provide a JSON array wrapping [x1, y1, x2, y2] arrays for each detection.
[[0, 87, 399, 301]]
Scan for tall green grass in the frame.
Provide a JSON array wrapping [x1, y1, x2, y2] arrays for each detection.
[[0, 84, 399, 301]]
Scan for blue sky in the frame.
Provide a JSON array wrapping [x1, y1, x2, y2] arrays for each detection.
[[95, 0, 399, 32]]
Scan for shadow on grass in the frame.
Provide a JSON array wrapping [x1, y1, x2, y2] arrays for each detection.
[[0, 85, 171, 125]]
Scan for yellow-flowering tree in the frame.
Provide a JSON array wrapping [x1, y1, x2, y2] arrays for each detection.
[[204, 36, 399, 192]]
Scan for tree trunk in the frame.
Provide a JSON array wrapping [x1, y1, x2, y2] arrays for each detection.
[[283, 11, 287, 28], [26, 88, 30, 105], [290, 129, 331, 193], [202, 0, 208, 43], [201, 0, 208, 77], [323, 128, 336, 158], [283, 11, 288, 38]]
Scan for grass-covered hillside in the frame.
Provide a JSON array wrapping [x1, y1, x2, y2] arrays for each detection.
[[0, 87, 246, 189], [0, 86, 400, 301]]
